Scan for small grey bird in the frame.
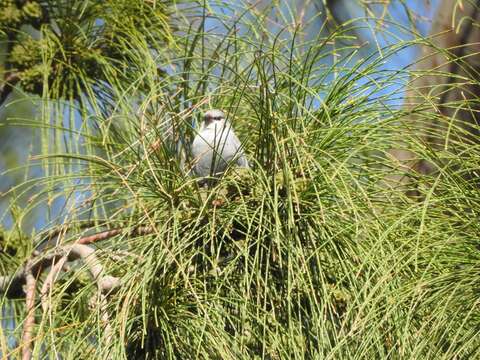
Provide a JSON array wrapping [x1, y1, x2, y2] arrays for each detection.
[[192, 109, 249, 179]]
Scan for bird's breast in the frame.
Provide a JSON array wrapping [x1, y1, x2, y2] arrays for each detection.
[[193, 128, 231, 150]]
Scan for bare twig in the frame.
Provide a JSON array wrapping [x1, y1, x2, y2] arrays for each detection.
[[77, 226, 153, 245], [69, 244, 120, 349], [1, 223, 153, 355], [21, 261, 37, 360], [89, 293, 114, 349], [1, 225, 154, 296], [16, 243, 123, 359], [0, 252, 64, 297], [35, 221, 97, 251], [40, 256, 68, 313], [68, 244, 121, 293]]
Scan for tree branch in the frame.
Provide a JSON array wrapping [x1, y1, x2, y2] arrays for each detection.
[[2, 223, 154, 358], [77, 225, 153, 245], [21, 261, 37, 360], [18, 243, 123, 360], [40, 256, 68, 313], [67, 244, 121, 293], [1, 225, 153, 297]]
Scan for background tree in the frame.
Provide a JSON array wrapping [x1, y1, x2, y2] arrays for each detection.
[[390, 0, 480, 191]]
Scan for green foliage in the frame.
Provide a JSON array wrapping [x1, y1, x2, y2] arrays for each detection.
[[2, 0, 174, 100], [4, 1, 42, 28], [1, 1, 480, 359], [0, 208, 31, 278]]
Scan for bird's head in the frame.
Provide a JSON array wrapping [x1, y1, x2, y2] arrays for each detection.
[[202, 109, 226, 129]]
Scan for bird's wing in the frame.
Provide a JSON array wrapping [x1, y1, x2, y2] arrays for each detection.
[[236, 153, 250, 168], [230, 132, 249, 168]]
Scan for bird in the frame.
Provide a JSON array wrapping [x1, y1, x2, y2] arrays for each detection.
[[191, 109, 249, 181]]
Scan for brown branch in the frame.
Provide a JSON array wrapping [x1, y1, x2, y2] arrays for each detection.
[[0, 252, 64, 298], [77, 225, 154, 245], [21, 261, 37, 360], [1, 224, 153, 356], [19, 243, 122, 359], [99, 294, 113, 346], [68, 244, 121, 293], [1, 225, 154, 297], [438, 1, 480, 109], [40, 256, 68, 313], [35, 221, 97, 251]]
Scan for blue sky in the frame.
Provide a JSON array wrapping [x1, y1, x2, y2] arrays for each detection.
[[0, 0, 441, 233]]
